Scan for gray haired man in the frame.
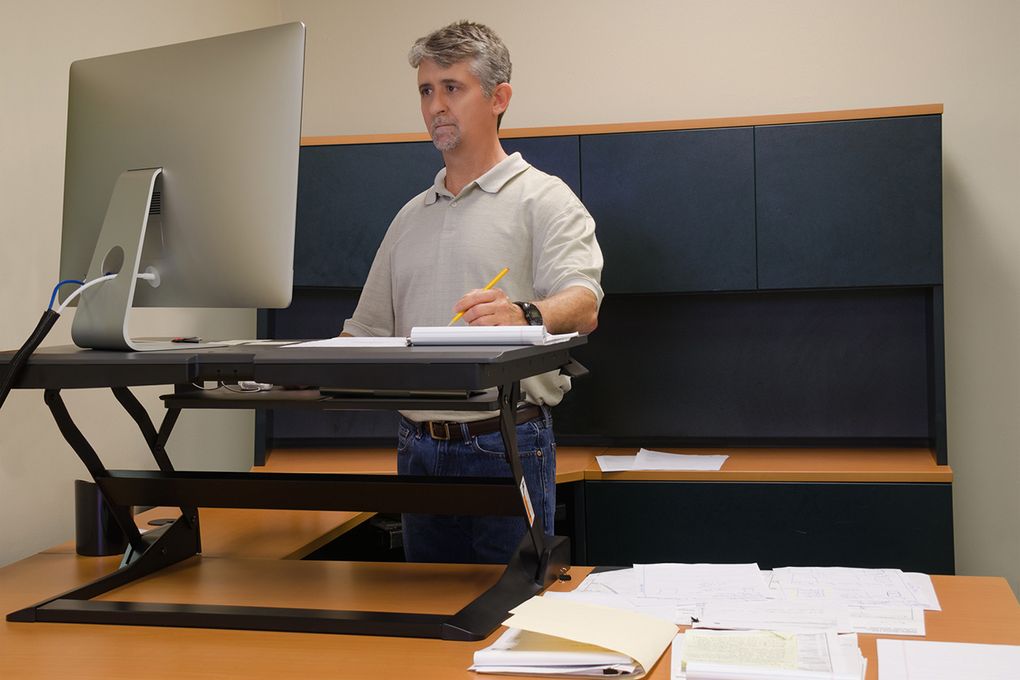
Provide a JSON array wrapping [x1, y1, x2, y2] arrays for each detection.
[[343, 20, 604, 563]]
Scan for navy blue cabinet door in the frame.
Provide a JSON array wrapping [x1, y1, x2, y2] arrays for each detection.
[[502, 135, 581, 196], [580, 128, 757, 293], [294, 142, 440, 288], [756, 116, 942, 289]]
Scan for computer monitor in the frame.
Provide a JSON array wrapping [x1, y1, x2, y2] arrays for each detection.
[[58, 23, 305, 351]]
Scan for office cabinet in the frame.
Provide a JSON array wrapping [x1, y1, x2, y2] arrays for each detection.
[[580, 129, 757, 293], [294, 141, 439, 288], [262, 105, 951, 571], [274, 110, 946, 456], [583, 480, 954, 574], [554, 288, 932, 445], [756, 116, 942, 289]]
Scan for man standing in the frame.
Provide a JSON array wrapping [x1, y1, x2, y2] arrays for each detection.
[[343, 21, 603, 564]]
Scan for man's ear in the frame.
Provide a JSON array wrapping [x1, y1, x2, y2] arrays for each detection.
[[491, 82, 512, 116]]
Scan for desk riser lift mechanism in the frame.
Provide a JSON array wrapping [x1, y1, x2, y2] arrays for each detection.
[[3, 342, 583, 640]]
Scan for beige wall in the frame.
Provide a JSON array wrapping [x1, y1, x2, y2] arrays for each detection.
[[0, 1, 282, 566], [280, 0, 1020, 590], [2, 0, 1017, 595]]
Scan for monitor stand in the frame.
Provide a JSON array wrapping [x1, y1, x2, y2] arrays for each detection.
[[71, 168, 222, 352]]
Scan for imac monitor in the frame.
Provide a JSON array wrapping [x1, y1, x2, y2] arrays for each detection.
[[58, 22, 305, 350]]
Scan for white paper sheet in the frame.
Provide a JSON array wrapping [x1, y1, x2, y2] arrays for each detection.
[[695, 600, 850, 633], [212, 339, 296, 346], [771, 567, 922, 607], [634, 448, 729, 471], [638, 563, 772, 602], [695, 601, 925, 637], [575, 568, 643, 597], [845, 605, 925, 636], [876, 639, 1020, 680], [902, 572, 941, 611], [597, 450, 729, 472], [596, 454, 637, 472], [283, 336, 409, 348], [545, 589, 694, 625]]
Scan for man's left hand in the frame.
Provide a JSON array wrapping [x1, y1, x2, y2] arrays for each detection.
[[453, 288, 526, 325]]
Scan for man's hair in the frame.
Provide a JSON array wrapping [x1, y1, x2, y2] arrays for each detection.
[[408, 20, 512, 99]]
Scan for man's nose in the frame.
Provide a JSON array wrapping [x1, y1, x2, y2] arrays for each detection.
[[429, 91, 447, 116]]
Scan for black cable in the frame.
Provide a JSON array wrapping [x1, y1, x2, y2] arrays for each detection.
[[0, 310, 60, 411]]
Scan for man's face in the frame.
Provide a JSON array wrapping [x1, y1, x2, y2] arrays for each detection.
[[417, 58, 497, 153]]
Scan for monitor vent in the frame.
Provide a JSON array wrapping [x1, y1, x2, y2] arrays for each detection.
[[149, 191, 161, 215]]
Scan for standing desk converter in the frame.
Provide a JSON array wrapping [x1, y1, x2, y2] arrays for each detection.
[[0, 339, 586, 640]]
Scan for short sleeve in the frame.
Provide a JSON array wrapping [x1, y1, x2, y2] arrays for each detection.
[[531, 183, 604, 307]]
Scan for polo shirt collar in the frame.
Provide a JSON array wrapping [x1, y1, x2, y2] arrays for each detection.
[[423, 152, 530, 205]]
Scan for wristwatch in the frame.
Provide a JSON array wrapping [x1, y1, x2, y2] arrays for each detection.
[[513, 301, 544, 326]]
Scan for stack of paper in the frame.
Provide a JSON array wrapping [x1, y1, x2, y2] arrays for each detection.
[[472, 628, 638, 677], [410, 325, 578, 346], [549, 564, 938, 636], [545, 564, 769, 626], [672, 630, 866, 679], [597, 448, 729, 472], [694, 600, 927, 637], [469, 595, 677, 678]]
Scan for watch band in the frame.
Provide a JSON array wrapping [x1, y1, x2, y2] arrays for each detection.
[[513, 301, 544, 326]]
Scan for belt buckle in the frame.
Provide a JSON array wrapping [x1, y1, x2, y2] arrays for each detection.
[[428, 421, 452, 440]]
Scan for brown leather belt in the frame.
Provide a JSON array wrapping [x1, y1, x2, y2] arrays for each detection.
[[409, 405, 543, 442]]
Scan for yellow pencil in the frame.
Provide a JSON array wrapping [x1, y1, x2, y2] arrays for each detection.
[[448, 267, 510, 325]]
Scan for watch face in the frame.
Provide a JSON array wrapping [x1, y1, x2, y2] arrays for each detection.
[[521, 302, 543, 326]]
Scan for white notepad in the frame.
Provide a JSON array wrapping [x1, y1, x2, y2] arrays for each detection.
[[409, 325, 578, 346]]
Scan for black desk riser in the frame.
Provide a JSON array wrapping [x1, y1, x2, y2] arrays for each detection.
[[0, 340, 585, 640]]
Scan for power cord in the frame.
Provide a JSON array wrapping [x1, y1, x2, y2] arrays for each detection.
[[1, 273, 134, 411]]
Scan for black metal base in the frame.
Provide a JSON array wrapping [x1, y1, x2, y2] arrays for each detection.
[[10, 380, 573, 639], [8, 516, 569, 640]]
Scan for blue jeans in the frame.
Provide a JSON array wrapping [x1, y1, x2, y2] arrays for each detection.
[[397, 408, 556, 564]]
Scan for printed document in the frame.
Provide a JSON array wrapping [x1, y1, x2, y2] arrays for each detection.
[[770, 567, 933, 608], [570, 568, 700, 624], [876, 639, 1020, 680], [695, 600, 925, 636], [637, 563, 772, 601], [672, 630, 866, 679]]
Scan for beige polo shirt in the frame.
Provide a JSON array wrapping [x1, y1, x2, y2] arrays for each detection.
[[343, 152, 604, 422]]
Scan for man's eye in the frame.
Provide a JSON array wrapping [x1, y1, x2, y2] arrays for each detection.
[[420, 87, 432, 96], [446, 85, 457, 92]]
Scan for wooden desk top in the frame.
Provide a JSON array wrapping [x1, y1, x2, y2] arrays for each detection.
[[266, 445, 952, 484], [261, 445, 603, 484], [42, 506, 371, 561], [591, 446, 953, 483], [1, 552, 1016, 680]]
